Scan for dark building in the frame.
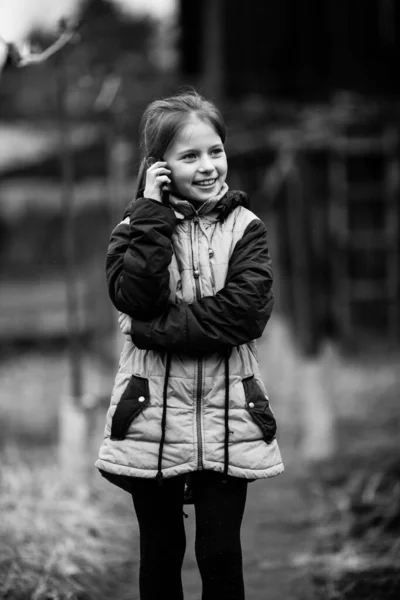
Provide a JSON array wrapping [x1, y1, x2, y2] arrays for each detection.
[[180, 0, 400, 99]]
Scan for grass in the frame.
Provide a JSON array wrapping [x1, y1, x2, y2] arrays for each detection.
[[0, 444, 136, 600], [260, 322, 400, 599], [0, 348, 137, 600], [308, 356, 400, 600]]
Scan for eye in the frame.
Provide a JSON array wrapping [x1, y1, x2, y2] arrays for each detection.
[[210, 147, 224, 157], [182, 152, 197, 161]]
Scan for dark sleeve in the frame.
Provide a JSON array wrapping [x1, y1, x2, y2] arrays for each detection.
[[130, 218, 274, 355], [106, 197, 178, 319]]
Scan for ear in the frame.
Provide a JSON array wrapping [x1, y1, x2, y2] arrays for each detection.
[[146, 156, 156, 167]]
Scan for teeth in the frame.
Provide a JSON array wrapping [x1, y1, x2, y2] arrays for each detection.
[[195, 179, 216, 186]]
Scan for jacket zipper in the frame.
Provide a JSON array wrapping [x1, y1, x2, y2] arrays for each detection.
[[192, 217, 204, 469], [208, 247, 216, 294], [197, 218, 217, 295]]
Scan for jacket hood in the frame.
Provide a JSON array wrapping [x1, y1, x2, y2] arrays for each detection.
[[216, 190, 250, 221]]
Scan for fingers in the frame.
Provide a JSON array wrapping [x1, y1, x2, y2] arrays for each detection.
[[149, 166, 171, 178], [157, 175, 171, 187], [147, 160, 167, 170], [146, 166, 171, 188], [147, 161, 169, 175], [144, 161, 172, 201], [153, 172, 171, 182], [148, 161, 170, 176]]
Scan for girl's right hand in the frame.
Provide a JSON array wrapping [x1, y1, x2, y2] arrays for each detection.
[[143, 161, 171, 203]]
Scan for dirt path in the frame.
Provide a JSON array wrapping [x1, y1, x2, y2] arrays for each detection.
[[181, 450, 315, 600]]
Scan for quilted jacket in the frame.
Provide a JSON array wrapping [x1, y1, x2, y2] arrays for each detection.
[[95, 189, 284, 489]]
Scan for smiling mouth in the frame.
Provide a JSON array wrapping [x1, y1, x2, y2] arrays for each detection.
[[193, 178, 217, 187]]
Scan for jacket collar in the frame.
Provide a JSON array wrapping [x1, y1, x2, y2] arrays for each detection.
[[169, 182, 229, 219], [169, 184, 249, 221]]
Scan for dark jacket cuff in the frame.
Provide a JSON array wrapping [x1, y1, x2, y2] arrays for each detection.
[[130, 319, 153, 349], [125, 197, 177, 225]]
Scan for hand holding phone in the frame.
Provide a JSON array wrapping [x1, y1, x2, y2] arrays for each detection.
[[143, 159, 171, 203]]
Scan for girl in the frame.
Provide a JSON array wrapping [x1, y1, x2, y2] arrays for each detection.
[[96, 90, 284, 600]]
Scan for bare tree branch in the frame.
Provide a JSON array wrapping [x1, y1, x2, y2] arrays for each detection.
[[18, 28, 77, 66], [0, 19, 78, 76]]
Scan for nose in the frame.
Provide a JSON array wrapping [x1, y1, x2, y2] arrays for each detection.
[[198, 154, 214, 172]]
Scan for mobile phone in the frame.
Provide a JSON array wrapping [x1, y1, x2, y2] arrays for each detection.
[[160, 188, 169, 205]]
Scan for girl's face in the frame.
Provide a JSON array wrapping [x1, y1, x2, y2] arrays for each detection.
[[163, 115, 227, 203]]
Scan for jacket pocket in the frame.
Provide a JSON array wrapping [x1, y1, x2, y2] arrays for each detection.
[[243, 375, 277, 444], [110, 375, 150, 441]]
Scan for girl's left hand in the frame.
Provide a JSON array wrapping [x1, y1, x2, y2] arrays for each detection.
[[118, 312, 132, 335]]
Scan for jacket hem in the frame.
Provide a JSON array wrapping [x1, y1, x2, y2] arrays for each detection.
[[95, 458, 284, 481]]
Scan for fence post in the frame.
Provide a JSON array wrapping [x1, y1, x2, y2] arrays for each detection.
[[56, 47, 89, 484]]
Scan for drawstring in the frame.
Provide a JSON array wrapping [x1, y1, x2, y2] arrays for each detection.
[[222, 349, 230, 483], [156, 352, 172, 485]]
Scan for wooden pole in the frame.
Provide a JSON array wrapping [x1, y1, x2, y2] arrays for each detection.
[[58, 52, 83, 403], [284, 149, 337, 462], [56, 49, 88, 484]]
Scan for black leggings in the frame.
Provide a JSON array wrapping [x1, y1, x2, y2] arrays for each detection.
[[131, 471, 248, 600]]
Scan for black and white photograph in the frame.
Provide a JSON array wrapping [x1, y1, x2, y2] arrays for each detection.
[[1, 1, 400, 598]]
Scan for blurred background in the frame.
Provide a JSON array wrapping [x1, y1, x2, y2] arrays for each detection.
[[0, 1, 399, 598]]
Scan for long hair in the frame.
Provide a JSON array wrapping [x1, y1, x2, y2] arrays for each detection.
[[135, 90, 226, 199]]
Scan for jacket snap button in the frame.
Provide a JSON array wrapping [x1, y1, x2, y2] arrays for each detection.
[[194, 269, 199, 278], [138, 396, 145, 402], [249, 402, 255, 408]]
